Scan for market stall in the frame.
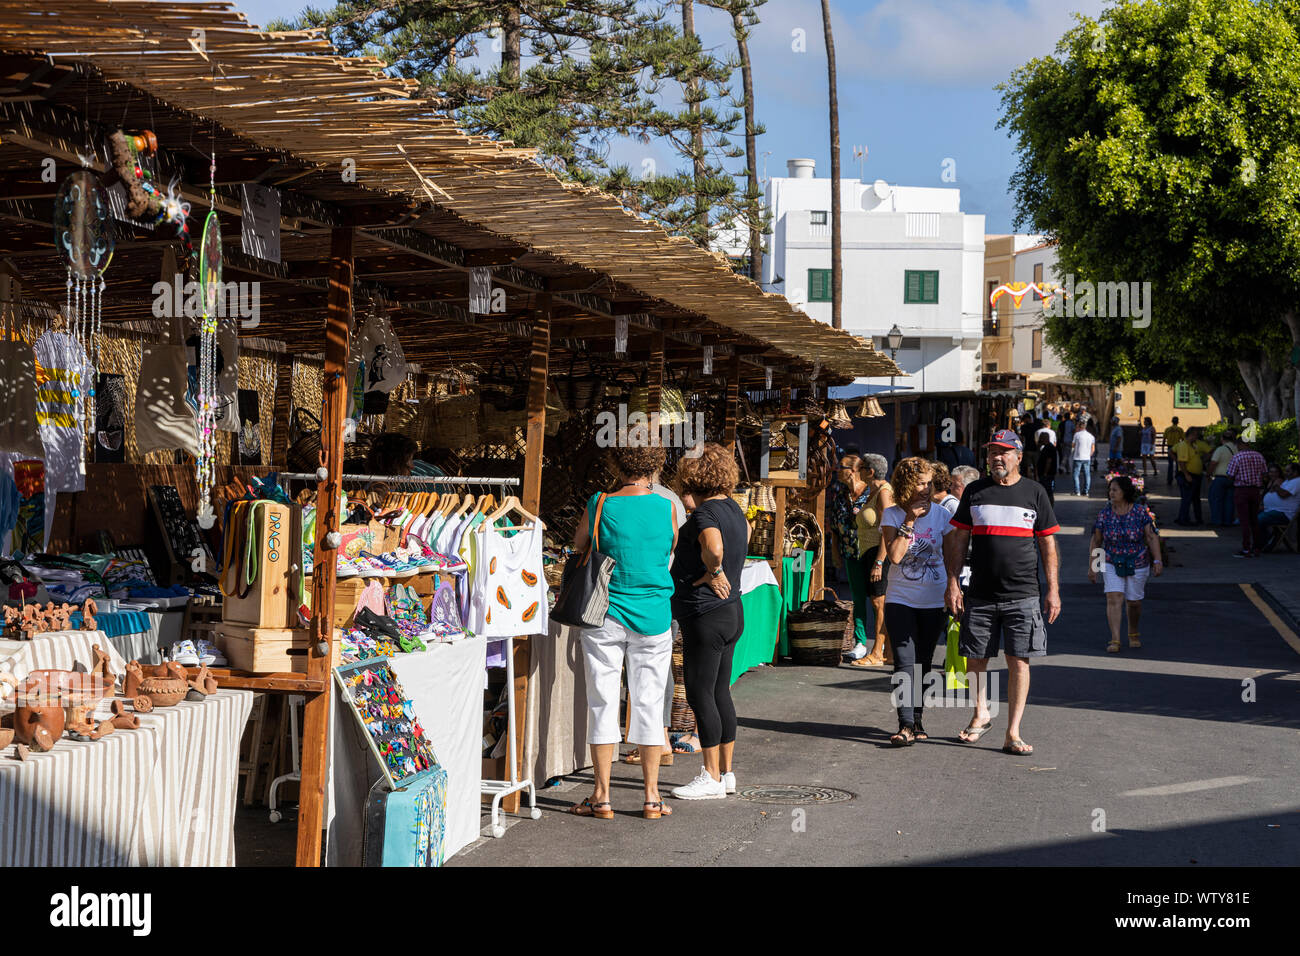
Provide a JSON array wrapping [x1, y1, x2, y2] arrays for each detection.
[[0, 0, 902, 868]]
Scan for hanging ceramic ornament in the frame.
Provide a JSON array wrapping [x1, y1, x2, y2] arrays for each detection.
[[53, 169, 113, 442], [195, 205, 221, 530]]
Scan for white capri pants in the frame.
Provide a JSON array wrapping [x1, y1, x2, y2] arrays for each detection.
[[1103, 563, 1151, 601], [579, 616, 673, 747]]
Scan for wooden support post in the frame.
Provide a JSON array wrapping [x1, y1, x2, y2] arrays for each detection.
[[770, 484, 788, 664], [647, 330, 665, 416], [296, 226, 352, 867], [723, 354, 741, 449], [507, 292, 550, 814], [810, 487, 826, 596]]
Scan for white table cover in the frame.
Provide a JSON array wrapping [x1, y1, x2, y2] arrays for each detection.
[[326, 636, 486, 865], [0, 690, 252, 866]]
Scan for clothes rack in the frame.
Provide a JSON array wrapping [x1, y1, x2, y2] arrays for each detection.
[[277, 473, 520, 487]]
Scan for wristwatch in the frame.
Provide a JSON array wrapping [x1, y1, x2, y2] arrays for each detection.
[[709, 566, 723, 577]]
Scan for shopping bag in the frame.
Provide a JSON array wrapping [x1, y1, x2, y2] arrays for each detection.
[[550, 494, 615, 629], [944, 614, 968, 691]]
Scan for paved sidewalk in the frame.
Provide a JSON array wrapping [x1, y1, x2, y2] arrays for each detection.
[[452, 478, 1300, 867]]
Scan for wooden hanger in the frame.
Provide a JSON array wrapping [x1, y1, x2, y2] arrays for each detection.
[[486, 495, 540, 529]]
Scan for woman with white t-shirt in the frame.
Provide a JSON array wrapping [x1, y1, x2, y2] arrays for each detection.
[[879, 457, 954, 747]]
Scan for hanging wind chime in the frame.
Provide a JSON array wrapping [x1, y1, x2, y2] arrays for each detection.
[[53, 168, 114, 442], [195, 150, 221, 530]]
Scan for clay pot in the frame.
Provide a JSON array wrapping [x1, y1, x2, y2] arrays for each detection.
[[137, 676, 186, 708], [14, 703, 64, 751]]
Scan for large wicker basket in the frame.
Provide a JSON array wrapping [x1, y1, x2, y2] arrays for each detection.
[[426, 390, 479, 449], [788, 587, 854, 666], [748, 511, 776, 558]]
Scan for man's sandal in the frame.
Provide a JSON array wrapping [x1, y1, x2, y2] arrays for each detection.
[[569, 797, 614, 819], [959, 719, 993, 742], [1001, 738, 1034, 756], [889, 726, 916, 747], [642, 800, 673, 819]]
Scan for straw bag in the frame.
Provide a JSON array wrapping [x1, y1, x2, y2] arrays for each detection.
[[753, 483, 777, 512], [787, 587, 853, 666], [286, 408, 322, 473], [426, 374, 479, 449]]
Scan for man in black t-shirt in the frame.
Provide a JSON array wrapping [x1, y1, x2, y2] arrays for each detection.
[[944, 429, 1061, 757]]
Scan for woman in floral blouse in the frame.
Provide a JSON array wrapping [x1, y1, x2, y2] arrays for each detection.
[[1088, 475, 1163, 652]]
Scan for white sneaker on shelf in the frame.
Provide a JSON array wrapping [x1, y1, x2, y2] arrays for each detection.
[[671, 768, 726, 800], [722, 771, 736, 795], [169, 640, 200, 666], [846, 642, 867, 661], [195, 639, 226, 666]]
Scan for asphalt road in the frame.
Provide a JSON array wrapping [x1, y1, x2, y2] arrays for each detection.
[[451, 486, 1300, 867]]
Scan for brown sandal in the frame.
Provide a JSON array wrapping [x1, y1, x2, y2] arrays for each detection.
[[624, 748, 673, 766], [642, 800, 673, 819], [569, 797, 614, 819], [889, 726, 916, 747]]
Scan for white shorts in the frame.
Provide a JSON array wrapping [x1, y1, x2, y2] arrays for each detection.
[[579, 616, 672, 747], [1103, 563, 1150, 601]]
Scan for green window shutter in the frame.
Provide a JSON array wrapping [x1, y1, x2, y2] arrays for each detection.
[[923, 271, 938, 303], [904, 270, 938, 303], [905, 271, 921, 302], [809, 269, 832, 302]]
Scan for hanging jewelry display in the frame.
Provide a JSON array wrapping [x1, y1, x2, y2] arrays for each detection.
[[195, 153, 221, 530], [53, 169, 114, 442]]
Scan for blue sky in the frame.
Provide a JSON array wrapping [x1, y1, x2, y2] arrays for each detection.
[[239, 0, 1109, 233]]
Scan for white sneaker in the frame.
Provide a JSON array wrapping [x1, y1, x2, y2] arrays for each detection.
[[672, 768, 726, 800], [169, 640, 200, 666], [846, 642, 867, 661], [195, 639, 226, 666], [722, 771, 736, 795]]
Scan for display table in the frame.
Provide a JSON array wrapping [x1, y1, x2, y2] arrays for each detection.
[[735, 560, 782, 684], [0, 690, 252, 866], [327, 636, 487, 865]]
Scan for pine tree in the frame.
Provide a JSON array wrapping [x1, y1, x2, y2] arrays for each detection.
[[282, 1, 746, 248]]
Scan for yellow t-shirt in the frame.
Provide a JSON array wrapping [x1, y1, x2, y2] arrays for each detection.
[[1163, 425, 1185, 448], [1174, 439, 1211, 475]]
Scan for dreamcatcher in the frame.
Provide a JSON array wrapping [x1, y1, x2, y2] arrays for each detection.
[[195, 153, 221, 530], [53, 169, 114, 441]]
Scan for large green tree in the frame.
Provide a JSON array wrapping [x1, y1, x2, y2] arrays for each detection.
[[999, 0, 1300, 431], [279, 1, 747, 248]]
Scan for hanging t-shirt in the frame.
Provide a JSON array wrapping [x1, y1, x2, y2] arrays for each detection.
[[464, 521, 547, 638], [880, 504, 953, 608], [34, 331, 88, 493]]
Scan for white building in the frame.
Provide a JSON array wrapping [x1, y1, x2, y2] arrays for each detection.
[[762, 158, 986, 394]]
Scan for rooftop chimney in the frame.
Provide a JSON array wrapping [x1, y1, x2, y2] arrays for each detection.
[[787, 158, 816, 179]]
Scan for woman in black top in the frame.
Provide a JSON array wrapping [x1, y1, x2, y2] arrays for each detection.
[[669, 443, 749, 800]]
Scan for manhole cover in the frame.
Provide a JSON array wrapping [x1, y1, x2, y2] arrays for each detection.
[[735, 784, 855, 805]]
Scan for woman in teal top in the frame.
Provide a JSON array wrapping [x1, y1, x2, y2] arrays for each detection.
[[569, 444, 679, 822]]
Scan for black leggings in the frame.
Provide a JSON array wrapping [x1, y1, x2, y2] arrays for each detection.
[[680, 601, 744, 748], [883, 603, 948, 729]]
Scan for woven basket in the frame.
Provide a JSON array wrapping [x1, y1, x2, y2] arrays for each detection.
[[783, 507, 823, 562], [748, 511, 776, 558], [425, 375, 479, 449], [543, 558, 565, 590], [788, 587, 853, 666], [479, 401, 523, 442], [670, 633, 696, 732], [753, 482, 777, 512]]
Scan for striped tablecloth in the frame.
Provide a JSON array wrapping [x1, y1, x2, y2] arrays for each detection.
[[0, 690, 252, 866], [0, 630, 129, 682]]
